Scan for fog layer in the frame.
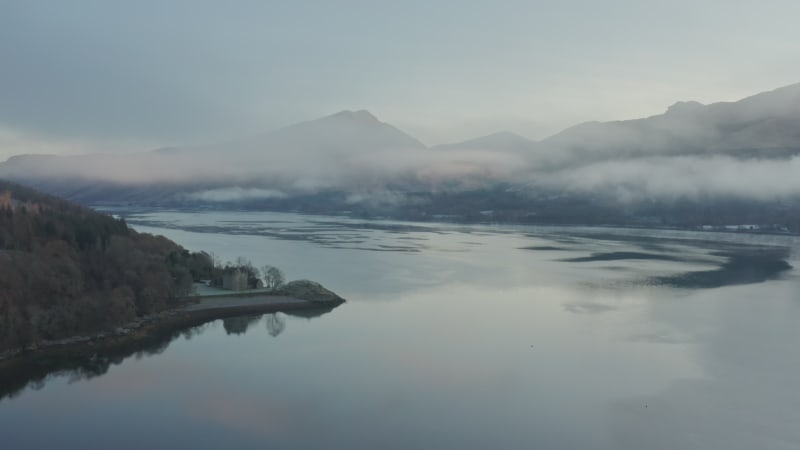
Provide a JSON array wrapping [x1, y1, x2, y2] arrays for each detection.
[[2, 83, 799, 204]]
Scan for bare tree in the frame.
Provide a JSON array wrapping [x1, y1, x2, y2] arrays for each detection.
[[209, 252, 222, 268], [265, 313, 286, 337], [261, 265, 285, 291]]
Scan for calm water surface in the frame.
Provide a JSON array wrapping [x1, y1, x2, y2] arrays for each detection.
[[2, 210, 799, 449]]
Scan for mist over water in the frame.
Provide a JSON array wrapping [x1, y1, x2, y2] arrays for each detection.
[[1, 210, 798, 449]]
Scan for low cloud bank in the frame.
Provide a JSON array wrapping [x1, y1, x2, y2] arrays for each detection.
[[535, 155, 800, 202], [184, 187, 288, 202]]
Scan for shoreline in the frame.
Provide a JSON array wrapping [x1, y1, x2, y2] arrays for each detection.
[[97, 205, 800, 237], [0, 293, 343, 367]]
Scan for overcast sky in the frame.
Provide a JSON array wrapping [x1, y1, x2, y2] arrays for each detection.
[[1, 0, 799, 161]]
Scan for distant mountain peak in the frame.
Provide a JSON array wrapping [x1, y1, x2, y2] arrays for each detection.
[[214, 108, 427, 152], [665, 100, 704, 115], [759, 81, 800, 96], [483, 131, 528, 140], [432, 130, 536, 152], [327, 109, 380, 123]]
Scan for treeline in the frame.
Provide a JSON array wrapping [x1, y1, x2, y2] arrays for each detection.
[[0, 180, 212, 353]]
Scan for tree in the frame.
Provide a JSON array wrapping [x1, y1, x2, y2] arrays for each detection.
[[261, 265, 285, 291], [265, 313, 286, 337], [0, 180, 221, 352]]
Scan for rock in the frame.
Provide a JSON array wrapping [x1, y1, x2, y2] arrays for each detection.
[[276, 280, 345, 304]]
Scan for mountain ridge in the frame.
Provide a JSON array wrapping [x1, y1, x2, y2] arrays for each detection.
[[540, 81, 800, 163], [4, 82, 800, 166], [0, 82, 799, 229], [432, 131, 537, 153], [167, 109, 427, 157]]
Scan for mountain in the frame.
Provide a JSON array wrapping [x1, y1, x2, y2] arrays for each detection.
[[0, 84, 799, 230], [0, 110, 432, 200], [5, 83, 799, 195], [232, 109, 427, 153], [163, 109, 426, 156], [539, 82, 800, 166], [433, 131, 536, 151]]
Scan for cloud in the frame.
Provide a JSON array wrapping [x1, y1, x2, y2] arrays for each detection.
[[345, 191, 430, 209], [535, 155, 800, 202], [184, 187, 288, 202]]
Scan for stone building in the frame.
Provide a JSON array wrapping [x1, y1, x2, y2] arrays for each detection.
[[222, 268, 248, 291]]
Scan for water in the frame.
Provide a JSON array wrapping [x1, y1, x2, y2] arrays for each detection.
[[2, 210, 799, 449]]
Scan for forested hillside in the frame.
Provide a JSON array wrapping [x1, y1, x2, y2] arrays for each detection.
[[0, 180, 212, 353]]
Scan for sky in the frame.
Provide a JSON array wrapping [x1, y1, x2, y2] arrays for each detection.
[[1, 0, 799, 161]]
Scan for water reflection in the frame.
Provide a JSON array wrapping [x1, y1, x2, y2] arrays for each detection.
[[0, 307, 336, 403], [652, 247, 792, 288], [561, 251, 682, 263], [265, 314, 286, 337], [4, 211, 799, 449], [223, 315, 264, 335], [221, 313, 288, 337], [125, 214, 444, 253], [555, 236, 793, 289], [519, 245, 567, 251]]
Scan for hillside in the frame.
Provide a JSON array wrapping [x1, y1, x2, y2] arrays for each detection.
[[540, 82, 800, 166], [0, 180, 213, 353]]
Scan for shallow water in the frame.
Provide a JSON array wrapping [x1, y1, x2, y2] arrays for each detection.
[[2, 210, 799, 449]]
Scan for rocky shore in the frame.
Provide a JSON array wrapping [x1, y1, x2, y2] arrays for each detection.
[[0, 280, 345, 363]]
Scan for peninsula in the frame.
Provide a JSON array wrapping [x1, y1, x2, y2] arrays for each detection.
[[0, 179, 344, 361]]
